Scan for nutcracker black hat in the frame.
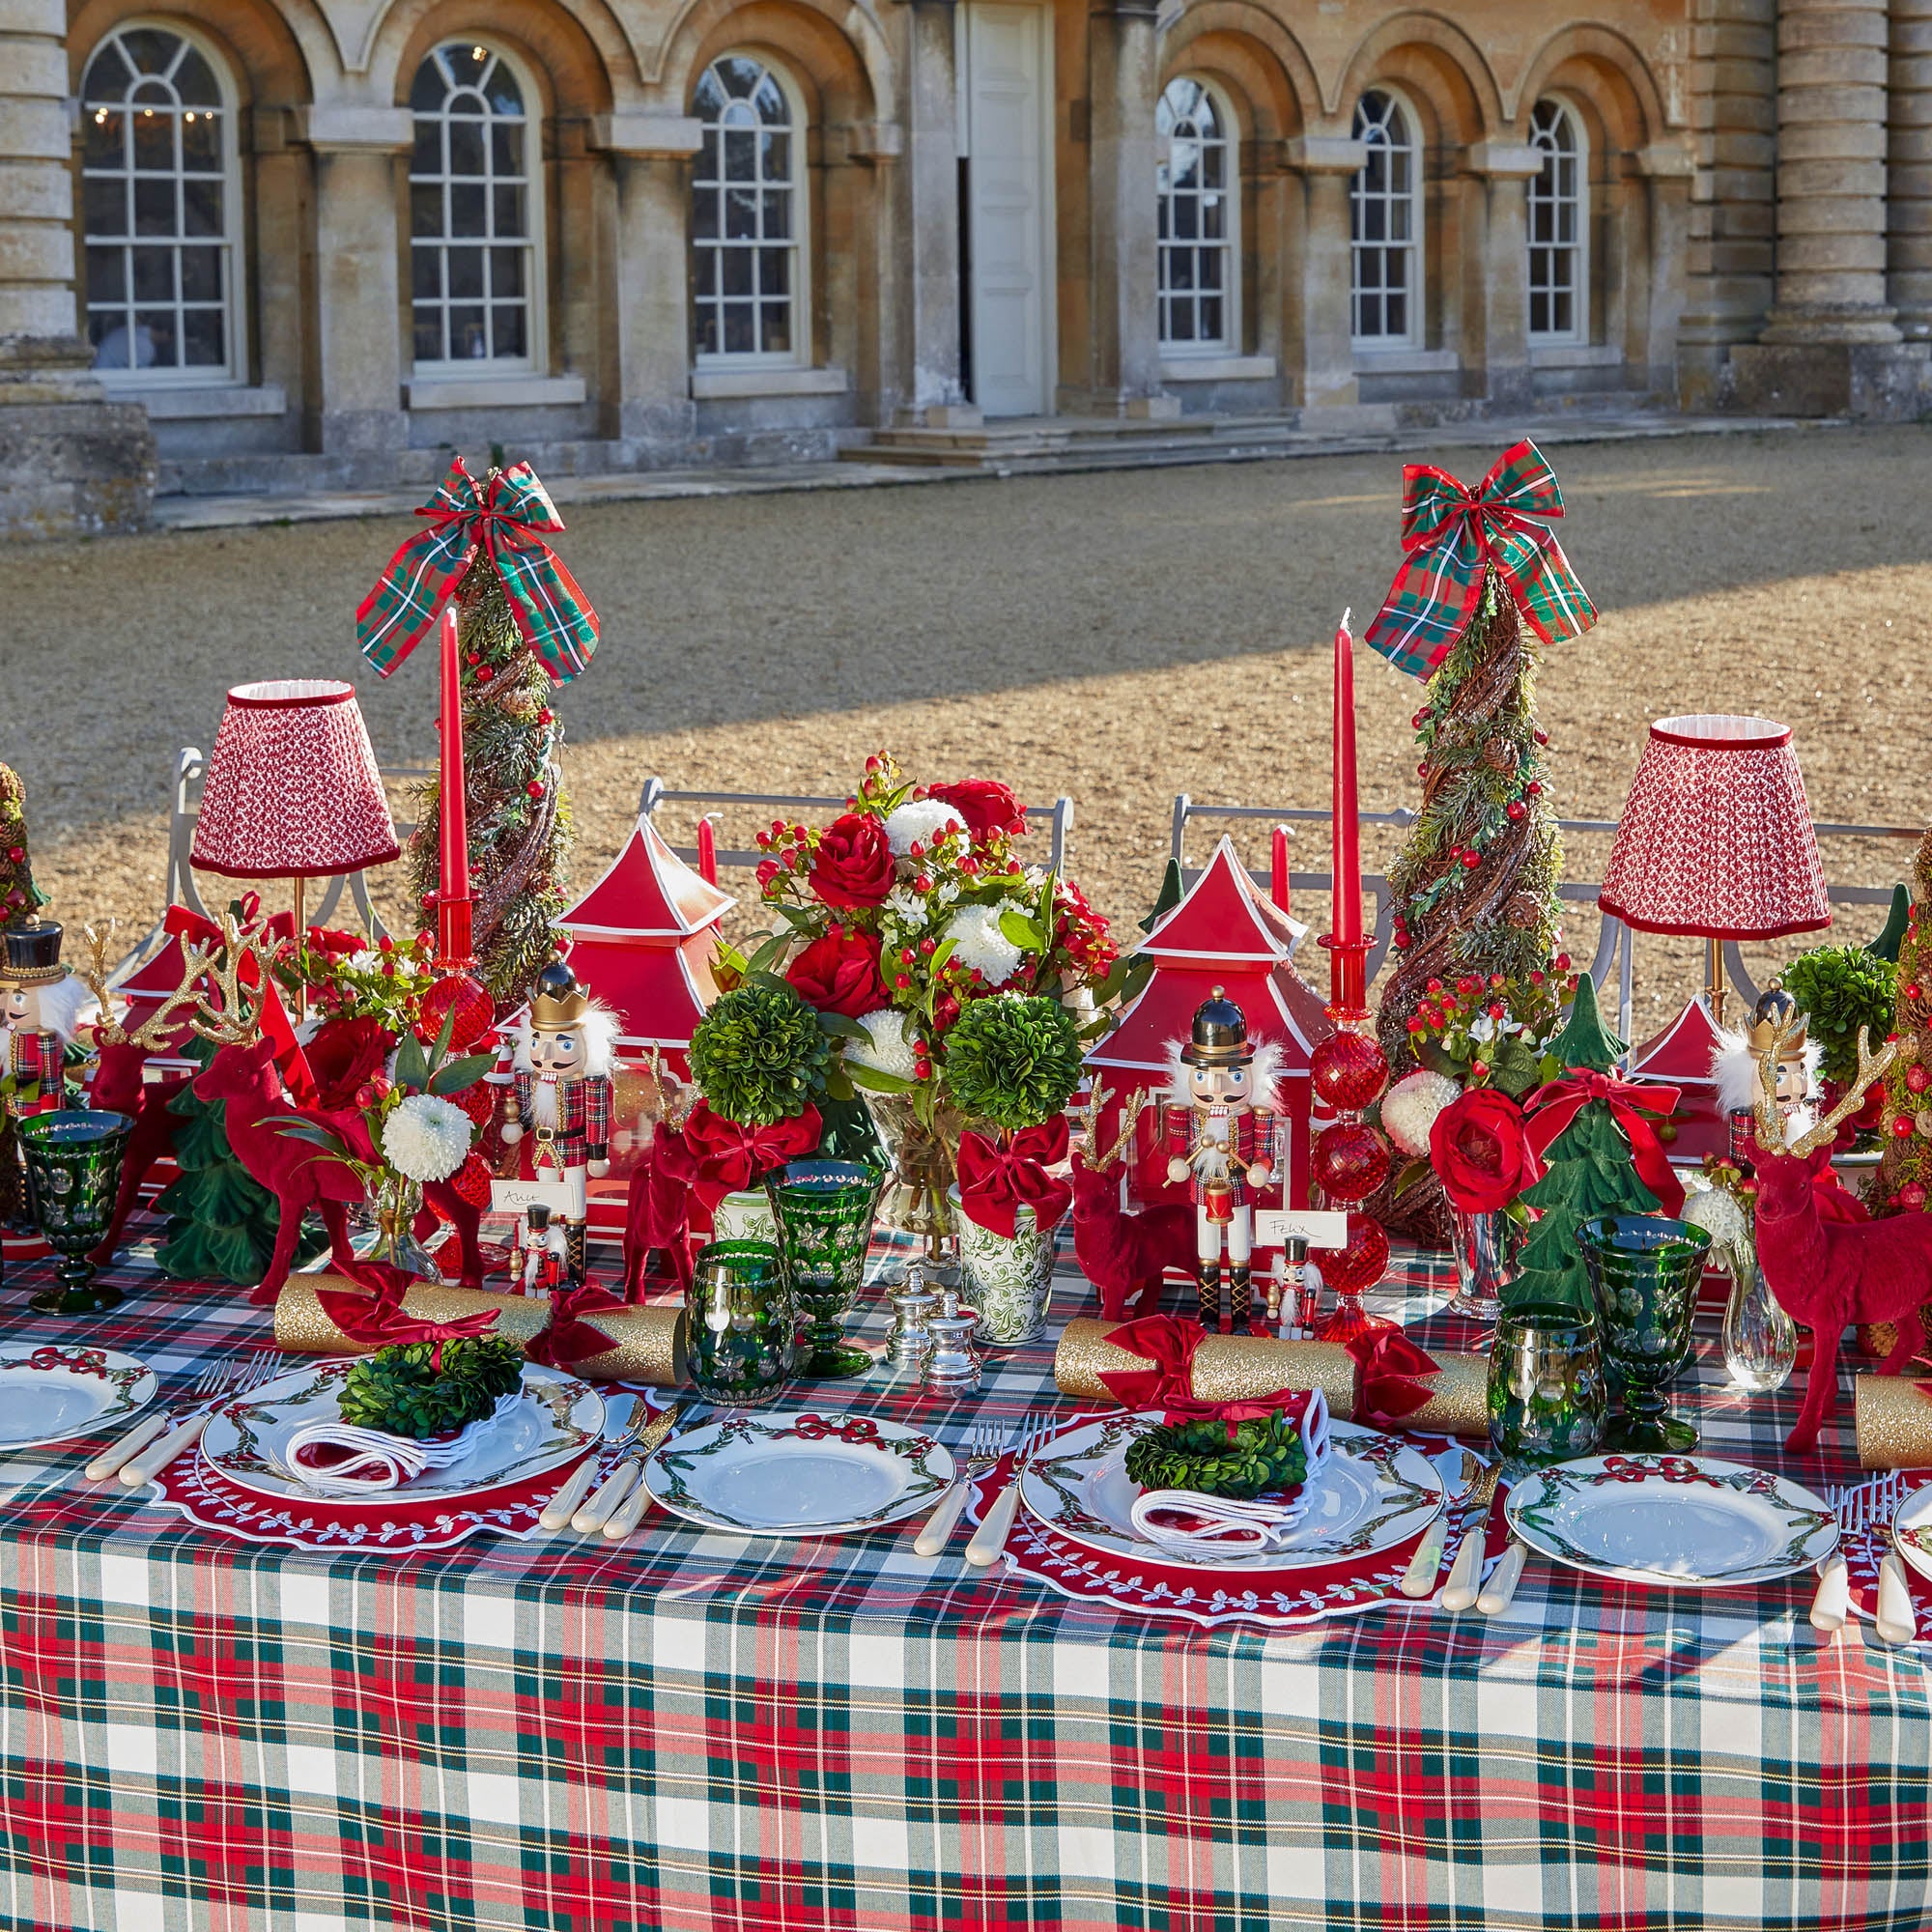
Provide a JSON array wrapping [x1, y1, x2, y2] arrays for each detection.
[[1181, 985, 1252, 1067], [0, 919, 65, 988], [529, 958, 590, 1029]]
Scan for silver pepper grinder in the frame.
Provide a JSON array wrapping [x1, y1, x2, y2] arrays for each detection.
[[887, 1262, 943, 1376], [923, 1288, 982, 1396]]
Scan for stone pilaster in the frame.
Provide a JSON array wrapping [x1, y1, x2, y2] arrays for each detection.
[[595, 114, 702, 446], [0, 0, 154, 535], [1636, 144, 1697, 394], [1079, 0, 1173, 416], [896, 0, 974, 423], [1288, 135, 1366, 423], [295, 105, 411, 459], [1889, 0, 1932, 337], [1461, 140, 1541, 410]]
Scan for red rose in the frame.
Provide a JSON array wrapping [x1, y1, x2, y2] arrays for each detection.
[[1429, 1087, 1544, 1215], [810, 812, 896, 909], [303, 924, 363, 958], [786, 928, 890, 1018], [927, 780, 1027, 844], [307, 1015, 392, 1113]]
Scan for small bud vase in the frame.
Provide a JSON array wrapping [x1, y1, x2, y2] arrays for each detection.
[[1721, 1254, 1797, 1393], [949, 1184, 1062, 1349], [1448, 1207, 1525, 1321]]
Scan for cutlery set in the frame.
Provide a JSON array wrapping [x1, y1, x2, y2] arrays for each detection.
[[1828, 1473, 1921, 1647], [86, 1350, 280, 1484]]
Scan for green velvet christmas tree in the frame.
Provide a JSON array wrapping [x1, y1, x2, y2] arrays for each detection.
[[1508, 974, 1659, 1314], [154, 1037, 320, 1285]]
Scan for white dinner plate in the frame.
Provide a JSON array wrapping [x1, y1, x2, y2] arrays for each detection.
[[201, 1359, 602, 1504], [1505, 1454, 1837, 1589], [643, 1410, 954, 1538], [1885, 1485, 1932, 1588], [1017, 1414, 1445, 1575], [0, 1344, 157, 1449]]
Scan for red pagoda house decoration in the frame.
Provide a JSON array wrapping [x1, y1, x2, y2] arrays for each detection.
[[1626, 998, 1729, 1165], [556, 810, 734, 1078], [1087, 835, 1335, 1210]]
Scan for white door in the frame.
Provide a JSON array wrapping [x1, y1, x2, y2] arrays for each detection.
[[963, 3, 1051, 416]]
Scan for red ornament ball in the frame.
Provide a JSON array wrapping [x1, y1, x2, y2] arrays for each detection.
[[1311, 1118, 1391, 1204], [1895, 1116, 1918, 1140], [449, 1151, 495, 1209], [1505, 801, 1525, 822], [1323, 1212, 1391, 1297], [1311, 1028, 1389, 1112], [1461, 852, 1482, 870], [1902, 1182, 1928, 1211], [1908, 984, 1924, 1004], [475, 666, 494, 683], [416, 971, 497, 1051], [1908, 1063, 1930, 1095], [526, 781, 545, 799]]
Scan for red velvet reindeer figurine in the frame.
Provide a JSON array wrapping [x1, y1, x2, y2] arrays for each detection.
[[1071, 1082, 1198, 1321], [1748, 997, 1932, 1453]]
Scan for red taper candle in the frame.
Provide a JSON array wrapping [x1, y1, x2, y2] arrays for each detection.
[[1270, 824, 1292, 915], [696, 815, 719, 887], [435, 604, 474, 968], [1331, 608, 1362, 947]]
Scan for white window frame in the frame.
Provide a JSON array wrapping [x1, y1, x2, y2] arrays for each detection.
[[407, 40, 546, 378], [691, 52, 810, 369], [1156, 75, 1238, 357], [1350, 87, 1421, 349], [1527, 94, 1587, 345], [78, 19, 245, 388]]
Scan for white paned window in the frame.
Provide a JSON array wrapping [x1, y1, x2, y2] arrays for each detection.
[[80, 25, 242, 383], [1156, 78, 1236, 354], [1350, 89, 1419, 345], [409, 43, 540, 369], [692, 56, 805, 363], [1528, 97, 1586, 342]]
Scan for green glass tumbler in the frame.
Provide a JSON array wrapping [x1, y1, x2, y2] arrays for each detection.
[[687, 1240, 796, 1409], [765, 1160, 886, 1378], [19, 1109, 131, 1315], [1487, 1301, 1606, 1473], [1578, 1213, 1712, 1454]]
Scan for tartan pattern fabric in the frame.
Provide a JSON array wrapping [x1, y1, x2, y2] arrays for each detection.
[[511, 1069, 612, 1167], [1, 1219, 1929, 1932], [1364, 439, 1599, 679], [4, 1026, 62, 1116], [354, 459, 599, 685]]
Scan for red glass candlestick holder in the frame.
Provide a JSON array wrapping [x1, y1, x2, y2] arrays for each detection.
[[1308, 991, 1396, 1343]]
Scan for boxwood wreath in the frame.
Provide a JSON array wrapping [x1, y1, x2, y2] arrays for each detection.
[[1123, 1410, 1311, 1501], [336, 1336, 525, 1439], [942, 993, 1084, 1133], [690, 977, 833, 1126]]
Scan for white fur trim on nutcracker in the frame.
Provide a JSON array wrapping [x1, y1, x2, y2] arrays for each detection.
[[7, 973, 94, 1047], [1710, 1022, 1820, 1121], [1164, 1035, 1283, 1112], [509, 999, 620, 1080]]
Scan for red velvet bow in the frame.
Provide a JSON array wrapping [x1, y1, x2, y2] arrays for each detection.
[[526, 1276, 631, 1370], [1523, 1070, 1685, 1217], [956, 1117, 1072, 1239], [1097, 1314, 1307, 1433], [1346, 1327, 1441, 1428], [316, 1263, 501, 1349]]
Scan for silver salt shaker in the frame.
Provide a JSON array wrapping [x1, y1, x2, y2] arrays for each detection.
[[923, 1288, 982, 1396], [887, 1264, 943, 1376]]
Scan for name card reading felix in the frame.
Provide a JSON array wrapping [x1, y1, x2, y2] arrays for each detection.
[[1254, 1209, 1350, 1251]]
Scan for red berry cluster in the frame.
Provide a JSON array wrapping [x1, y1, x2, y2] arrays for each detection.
[[753, 817, 813, 895]]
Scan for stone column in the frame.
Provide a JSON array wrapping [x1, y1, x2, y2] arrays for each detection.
[[1461, 140, 1541, 409], [595, 113, 702, 450], [1732, 0, 1932, 412], [296, 106, 411, 459], [1636, 144, 1696, 394], [0, 0, 155, 535], [1678, 0, 1777, 408], [1889, 0, 1932, 337], [897, 0, 974, 422], [1083, 0, 1173, 415], [1288, 136, 1366, 422]]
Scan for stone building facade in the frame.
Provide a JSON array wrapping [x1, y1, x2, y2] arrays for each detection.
[[0, 0, 1926, 534]]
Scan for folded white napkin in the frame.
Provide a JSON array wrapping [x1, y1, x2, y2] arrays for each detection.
[[281, 1392, 520, 1497]]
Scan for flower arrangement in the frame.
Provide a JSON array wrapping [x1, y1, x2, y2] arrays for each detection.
[[289, 925, 437, 1034], [1401, 964, 1577, 1096]]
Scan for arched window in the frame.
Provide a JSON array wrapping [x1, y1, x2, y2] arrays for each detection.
[[1350, 89, 1419, 346], [1528, 97, 1586, 343], [79, 24, 242, 382], [409, 43, 541, 369], [692, 55, 806, 364], [1156, 78, 1236, 354]]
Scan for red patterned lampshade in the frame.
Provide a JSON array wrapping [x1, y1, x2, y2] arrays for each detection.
[[190, 679, 399, 880], [1599, 714, 1831, 942]]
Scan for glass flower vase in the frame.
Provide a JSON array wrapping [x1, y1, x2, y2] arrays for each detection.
[[861, 1093, 963, 1246], [342, 1173, 444, 1284], [1449, 1207, 1525, 1321], [1721, 1253, 1797, 1394]]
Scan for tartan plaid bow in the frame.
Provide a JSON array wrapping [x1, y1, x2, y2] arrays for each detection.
[[355, 458, 599, 684], [1363, 439, 1597, 679]]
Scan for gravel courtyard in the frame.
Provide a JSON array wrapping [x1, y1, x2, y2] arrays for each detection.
[[10, 422, 1929, 1033]]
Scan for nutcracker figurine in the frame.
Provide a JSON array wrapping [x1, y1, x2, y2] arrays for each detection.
[[510, 1203, 569, 1298], [2, 921, 84, 1122], [501, 959, 618, 1286], [1714, 986, 1821, 1165], [1163, 987, 1282, 1331]]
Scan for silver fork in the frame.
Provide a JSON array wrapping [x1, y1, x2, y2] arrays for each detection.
[[1823, 1476, 1916, 1641], [102, 1348, 282, 1487], [912, 1417, 1011, 1557], [963, 1409, 1050, 1568]]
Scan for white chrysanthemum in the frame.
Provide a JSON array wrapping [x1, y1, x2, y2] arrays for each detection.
[[883, 799, 966, 858], [381, 1092, 473, 1183], [1380, 1068, 1463, 1158], [1683, 1176, 1751, 1255], [945, 902, 1024, 987], [347, 949, 381, 974], [844, 1008, 921, 1080]]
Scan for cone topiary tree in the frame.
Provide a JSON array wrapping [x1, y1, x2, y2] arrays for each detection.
[[1868, 828, 1932, 1215], [0, 764, 47, 929]]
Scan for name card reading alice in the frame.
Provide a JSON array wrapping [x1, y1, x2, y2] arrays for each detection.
[[490, 1178, 577, 1216]]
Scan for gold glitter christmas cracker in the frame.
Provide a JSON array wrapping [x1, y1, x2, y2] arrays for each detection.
[[1054, 1318, 1490, 1436], [273, 1275, 688, 1385], [1854, 1374, 1932, 1470]]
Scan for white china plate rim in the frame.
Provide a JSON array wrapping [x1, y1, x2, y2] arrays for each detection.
[[1886, 1485, 1932, 1588], [0, 1343, 158, 1449]]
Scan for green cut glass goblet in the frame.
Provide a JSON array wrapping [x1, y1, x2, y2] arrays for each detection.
[[1578, 1214, 1712, 1454], [19, 1109, 131, 1315], [1487, 1300, 1606, 1475], [687, 1239, 796, 1409], [765, 1160, 885, 1378]]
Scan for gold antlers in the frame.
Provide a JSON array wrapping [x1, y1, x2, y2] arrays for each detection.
[[77, 914, 276, 1053], [79, 921, 218, 1052], [1753, 1009, 1910, 1158], [1076, 1080, 1149, 1172]]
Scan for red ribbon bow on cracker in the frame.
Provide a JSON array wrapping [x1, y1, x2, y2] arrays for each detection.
[[955, 1118, 1072, 1240], [1345, 1327, 1442, 1429], [316, 1264, 502, 1349], [525, 1276, 632, 1371], [1097, 1315, 1308, 1432]]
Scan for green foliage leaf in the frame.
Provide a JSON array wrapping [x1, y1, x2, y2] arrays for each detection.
[[428, 1052, 497, 1096], [998, 908, 1046, 952], [393, 1032, 430, 1094], [843, 1061, 917, 1095], [1393, 1156, 1435, 1199], [941, 992, 1084, 1133], [689, 977, 831, 1124]]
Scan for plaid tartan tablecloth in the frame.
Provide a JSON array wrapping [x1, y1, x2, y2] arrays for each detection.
[[0, 1223, 1927, 1932]]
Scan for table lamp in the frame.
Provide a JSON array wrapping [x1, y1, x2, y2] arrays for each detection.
[[1598, 714, 1831, 1150], [190, 679, 400, 1009]]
